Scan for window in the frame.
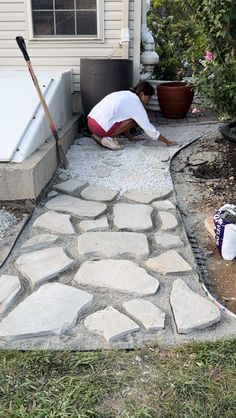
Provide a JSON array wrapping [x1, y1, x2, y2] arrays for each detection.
[[31, 0, 98, 38]]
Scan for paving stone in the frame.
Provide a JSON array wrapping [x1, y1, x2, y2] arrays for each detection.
[[157, 149, 170, 162], [47, 191, 58, 198], [144, 148, 170, 162], [170, 279, 221, 334], [145, 250, 192, 275], [159, 211, 178, 230], [0, 283, 94, 340], [45, 195, 106, 217], [84, 306, 139, 342], [152, 200, 175, 210], [21, 234, 58, 251], [81, 186, 119, 202], [53, 178, 87, 193], [113, 203, 153, 230], [124, 188, 172, 203], [155, 232, 184, 249], [33, 211, 75, 235], [15, 247, 75, 287], [95, 168, 111, 178], [78, 232, 149, 257], [103, 158, 123, 167], [79, 217, 109, 232], [74, 260, 159, 295], [123, 299, 165, 330], [58, 173, 70, 181], [0, 275, 21, 316]]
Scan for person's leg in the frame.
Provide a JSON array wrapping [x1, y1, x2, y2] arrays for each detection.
[[87, 117, 123, 150], [110, 119, 136, 137], [88, 117, 138, 150], [111, 119, 143, 142]]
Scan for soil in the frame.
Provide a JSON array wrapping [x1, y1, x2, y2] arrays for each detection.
[[0, 201, 33, 268], [171, 134, 236, 313]]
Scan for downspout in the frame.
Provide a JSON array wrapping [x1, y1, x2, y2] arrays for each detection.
[[121, 0, 130, 59], [140, 0, 159, 79]]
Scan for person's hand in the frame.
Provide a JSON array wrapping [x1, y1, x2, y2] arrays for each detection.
[[166, 140, 178, 146], [158, 134, 177, 146]]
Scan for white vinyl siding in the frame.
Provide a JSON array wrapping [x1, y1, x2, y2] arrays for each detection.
[[0, 0, 137, 91]]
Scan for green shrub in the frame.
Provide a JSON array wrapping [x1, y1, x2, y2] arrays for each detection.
[[147, 0, 202, 80], [181, 0, 236, 119]]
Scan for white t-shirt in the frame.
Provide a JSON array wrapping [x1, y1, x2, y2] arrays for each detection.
[[88, 90, 160, 140]]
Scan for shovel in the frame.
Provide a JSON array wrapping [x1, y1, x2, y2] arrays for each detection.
[[16, 36, 68, 169]]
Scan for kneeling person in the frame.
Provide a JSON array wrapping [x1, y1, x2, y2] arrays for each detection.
[[87, 81, 177, 150]]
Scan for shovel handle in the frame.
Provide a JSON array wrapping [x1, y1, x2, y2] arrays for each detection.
[[16, 36, 30, 61]]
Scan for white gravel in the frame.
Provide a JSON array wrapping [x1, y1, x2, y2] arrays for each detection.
[[0, 209, 17, 240], [60, 137, 173, 194]]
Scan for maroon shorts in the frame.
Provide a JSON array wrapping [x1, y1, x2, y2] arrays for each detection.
[[87, 117, 121, 137]]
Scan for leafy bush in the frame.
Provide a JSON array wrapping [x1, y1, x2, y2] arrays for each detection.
[[181, 0, 236, 120], [148, 0, 236, 119], [147, 0, 201, 80]]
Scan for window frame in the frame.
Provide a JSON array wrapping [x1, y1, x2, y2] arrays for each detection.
[[26, 0, 104, 42]]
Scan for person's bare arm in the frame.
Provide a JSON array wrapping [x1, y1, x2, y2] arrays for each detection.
[[158, 134, 177, 146]]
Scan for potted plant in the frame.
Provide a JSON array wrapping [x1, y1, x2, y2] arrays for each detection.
[[156, 81, 194, 118]]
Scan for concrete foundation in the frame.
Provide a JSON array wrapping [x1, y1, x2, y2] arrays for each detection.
[[0, 115, 80, 201]]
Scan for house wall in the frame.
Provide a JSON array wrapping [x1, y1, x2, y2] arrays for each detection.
[[0, 0, 140, 91]]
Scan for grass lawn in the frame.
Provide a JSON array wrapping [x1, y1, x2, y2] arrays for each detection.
[[0, 339, 235, 417]]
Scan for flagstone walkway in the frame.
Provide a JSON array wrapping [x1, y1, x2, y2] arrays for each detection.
[[0, 120, 236, 350]]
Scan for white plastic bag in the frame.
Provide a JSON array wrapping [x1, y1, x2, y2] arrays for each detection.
[[221, 223, 236, 260]]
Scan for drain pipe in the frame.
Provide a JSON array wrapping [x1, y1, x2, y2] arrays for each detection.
[[140, 0, 159, 79], [120, 0, 130, 59]]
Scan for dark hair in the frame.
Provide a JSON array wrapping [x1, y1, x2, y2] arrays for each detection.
[[130, 81, 155, 97]]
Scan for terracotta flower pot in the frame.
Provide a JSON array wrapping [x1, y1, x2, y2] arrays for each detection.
[[157, 82, 194, 118]]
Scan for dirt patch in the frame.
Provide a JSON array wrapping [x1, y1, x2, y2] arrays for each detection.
[[0, 201, 33, 268], [171, 134, 236, 313]]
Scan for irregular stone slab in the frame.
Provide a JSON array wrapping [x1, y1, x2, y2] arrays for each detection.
[[124, 188, 172, 203], [15, 247, 75, 287], [81, 186, 119, 202], [113, 203, 153, 230], [47, 191, 58, 198], [74, 260, 159, 295], [152, 200, 175, 210], [53, 178, 87, 193], [104, 158, 123, 167], [143, 148, 170, 162], [123, 299, 165, 330], [84, 306, 139, 342], [0, 283, 93, 340], [78, 232, 149, 257], [33, 211, 75, 235], [159, 211, 178, 231], [58, 173, 70, 181], [155, 232, 184, 249], [45, 195, 106, 218], [79, 217, 109, 232], [0, 275, 21, 315], [157, 149, 170, 162], [146, 250, 192, 275], [95, 168, 111, 178], [21, 234, 58, 251], [170, 279, 221, 334]]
